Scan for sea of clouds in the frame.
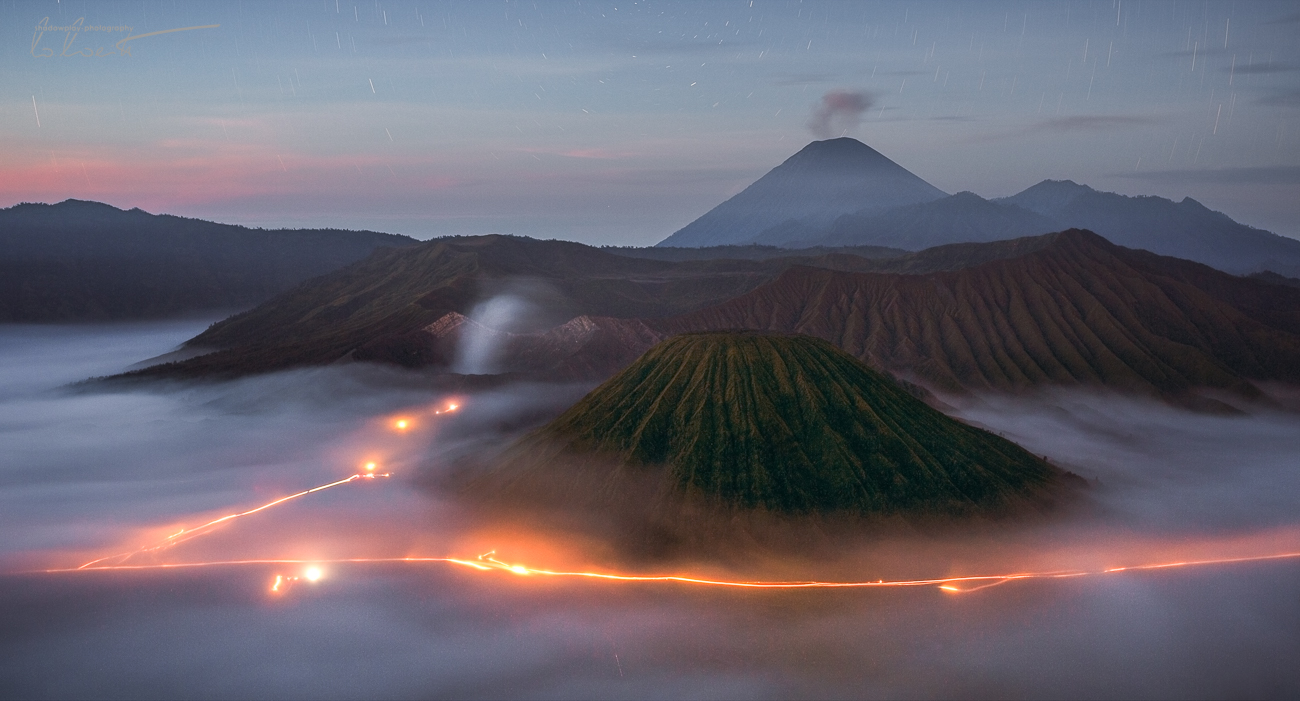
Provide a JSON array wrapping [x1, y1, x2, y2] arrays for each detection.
[[2, 322, 1298, 699]]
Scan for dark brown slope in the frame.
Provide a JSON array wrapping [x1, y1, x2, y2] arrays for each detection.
[[131, 235, 801, 378], [1248, 271, 1300, 290], [129, 232, 1003, 381], [653, 230, 1300, 397], [122, 229, 1300, 398]]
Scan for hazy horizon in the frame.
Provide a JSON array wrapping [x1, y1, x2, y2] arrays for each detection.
[[4, 1, 1298, 245]]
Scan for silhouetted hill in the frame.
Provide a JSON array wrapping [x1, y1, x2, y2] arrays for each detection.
[[656, 138, 945, 247], [0, 200, 417, 321], [1249, 271, 1300, 289], [791, 192, 1059, 249], [655, 230, 1300, 400], [483, 332, 1070, 521], [998, 180, 1300, 277]]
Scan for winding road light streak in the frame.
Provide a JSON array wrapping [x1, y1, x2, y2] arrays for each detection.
[[50, 549, 1300, 595], [47, 396, 1300, 597], [77, 470, 391, 570]]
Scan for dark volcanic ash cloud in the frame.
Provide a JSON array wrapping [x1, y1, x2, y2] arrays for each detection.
[[807, 90, 873, 139]]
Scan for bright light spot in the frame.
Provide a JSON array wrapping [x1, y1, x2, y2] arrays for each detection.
[[448, 403, 458, 411], [365, 462, 377, 472], [509, 565, 528, 575], [939, 585, 960, 593], [394, 419, 409, 430], [305, 567, 322, 582]]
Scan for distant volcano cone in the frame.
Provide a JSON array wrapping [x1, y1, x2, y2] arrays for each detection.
[[656, 138, 946, 247], [481, 332, 1073, 520]]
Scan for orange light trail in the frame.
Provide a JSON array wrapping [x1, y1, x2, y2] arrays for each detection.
[[47, 549, 1300, 594], [46, 395, 1300, 596], [76, 470, 391, 570]]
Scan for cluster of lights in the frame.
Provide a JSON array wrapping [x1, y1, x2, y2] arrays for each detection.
[[269, 566, 324, 594], [390, 400, 460, 432]]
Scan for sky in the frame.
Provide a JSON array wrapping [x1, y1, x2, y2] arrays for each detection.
[[2, 0, 1298, 245]]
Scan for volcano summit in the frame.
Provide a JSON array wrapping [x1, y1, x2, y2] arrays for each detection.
[[657, 138, 946, 248]]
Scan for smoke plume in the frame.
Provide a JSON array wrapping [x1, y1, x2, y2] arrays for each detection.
[[453, 295, 531, 375], [807, 90, 873, 138], [451, 279, 570, 375]]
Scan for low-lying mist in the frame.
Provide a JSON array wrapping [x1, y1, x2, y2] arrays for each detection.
[[2, 323, 1298, 699]]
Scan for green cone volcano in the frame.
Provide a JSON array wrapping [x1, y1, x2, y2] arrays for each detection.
[[499, 332, 1071, 517]]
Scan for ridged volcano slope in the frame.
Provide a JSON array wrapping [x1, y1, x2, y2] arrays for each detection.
[[656, 230, 1300, 397], [502, 333, 1067, 517]]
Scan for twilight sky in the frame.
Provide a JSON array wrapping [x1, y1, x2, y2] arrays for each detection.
[[2, 0, 1298, 245]]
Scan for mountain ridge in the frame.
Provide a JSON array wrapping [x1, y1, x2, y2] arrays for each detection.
[[130, 235, 806, 378], [785, 192, 1060, 250], [996, 180, 1300, 276], [654, 229, 1300, 400], [655, 141, 1300, 278], [119, 230, 1300, 406], [0, 199, 418, 321]]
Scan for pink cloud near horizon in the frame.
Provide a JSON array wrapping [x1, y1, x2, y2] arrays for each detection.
[[0, 146, 468, 215]]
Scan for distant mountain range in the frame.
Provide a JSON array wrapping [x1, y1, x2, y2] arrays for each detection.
[[0, 199, 416, 321], [996, 180, 1300, 277], [658, 138, 1300, 278], [805, 191, 1058, 250], [603, 242, 907, 262], [125, 230, 1300, 407]]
